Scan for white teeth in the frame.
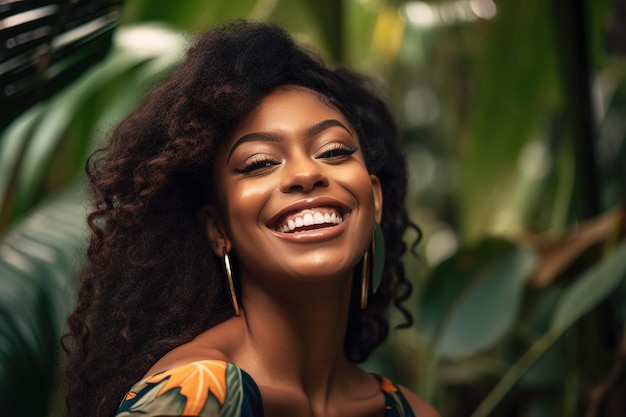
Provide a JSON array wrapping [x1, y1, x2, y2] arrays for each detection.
[[276, 210, 345, 232]]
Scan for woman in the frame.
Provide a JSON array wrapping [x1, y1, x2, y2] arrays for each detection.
[[63, 21, 440, 417]]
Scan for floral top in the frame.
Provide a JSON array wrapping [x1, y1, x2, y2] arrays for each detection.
[[115, 360, 416, 417]]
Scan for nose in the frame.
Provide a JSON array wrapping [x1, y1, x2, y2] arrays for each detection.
[[279, 154, 329, 193]]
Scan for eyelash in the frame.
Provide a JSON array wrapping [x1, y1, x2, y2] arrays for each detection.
[[235, 144, 358, 174], [317, 143, 358, 159], [236, 156, 280, 174]]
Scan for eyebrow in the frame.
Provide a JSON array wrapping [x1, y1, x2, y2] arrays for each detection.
[[227, 119, 353, 161]]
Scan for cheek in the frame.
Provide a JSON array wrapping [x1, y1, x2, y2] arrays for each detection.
[[344, 168, 377, 209], [222, 180, 273, 230]]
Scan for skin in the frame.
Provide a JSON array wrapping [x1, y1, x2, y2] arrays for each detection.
[[144, 86, 440, 417]]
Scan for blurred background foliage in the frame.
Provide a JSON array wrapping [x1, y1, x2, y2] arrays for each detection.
[[1, 0, 625, 416]]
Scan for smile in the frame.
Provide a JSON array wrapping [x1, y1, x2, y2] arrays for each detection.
[[273, 207, 346, 233]]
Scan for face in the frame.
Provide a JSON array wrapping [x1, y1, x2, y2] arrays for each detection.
[[206, 86, 382, 285]]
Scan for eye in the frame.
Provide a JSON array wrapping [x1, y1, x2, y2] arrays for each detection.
[[317, 143, 358, 160], [235, 156, 280, 174]]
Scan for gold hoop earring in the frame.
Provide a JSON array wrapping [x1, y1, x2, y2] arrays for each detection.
[[360, 250, 370, 309], [223, 248, 240, 316], [361, 222, 385, 309]]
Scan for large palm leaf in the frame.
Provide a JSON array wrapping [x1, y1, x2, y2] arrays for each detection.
[[0, 188, 84, 416]]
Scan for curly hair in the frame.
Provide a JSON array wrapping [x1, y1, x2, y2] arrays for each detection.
[[62, 20, 420, 417]]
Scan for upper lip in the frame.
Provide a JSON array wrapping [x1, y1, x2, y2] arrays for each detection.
[[268, 197, 350, 228]]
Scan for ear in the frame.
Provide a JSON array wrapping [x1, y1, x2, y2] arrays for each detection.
[[370, 175, 383, 223], [199, 204, 232, 256]]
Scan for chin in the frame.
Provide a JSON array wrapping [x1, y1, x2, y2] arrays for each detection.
[[284, 260, 357, 282]]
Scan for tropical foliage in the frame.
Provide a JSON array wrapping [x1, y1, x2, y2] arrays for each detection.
[[1, 1, 624, 416]]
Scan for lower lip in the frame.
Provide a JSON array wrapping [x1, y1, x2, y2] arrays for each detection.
[[269, 216, 348, 243]]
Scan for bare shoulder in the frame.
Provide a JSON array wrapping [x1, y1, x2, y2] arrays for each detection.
[[398, 385, 442, 417], [143, 320, 241, 378], [143, 345, 230, 378]]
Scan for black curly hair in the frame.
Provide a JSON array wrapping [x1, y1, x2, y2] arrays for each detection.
[[62, 20, 420, 417]]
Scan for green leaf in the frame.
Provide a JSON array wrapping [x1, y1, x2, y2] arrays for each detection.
[[10, 25, 185, 223], [0, 187, 86, 415], [469, 240, 626, 417], [420, 239, 537, 358], [458, 0, 563, 239], [11, 54, 150, 219], [550, 240, 626, 330], [0, 105, 47, 225]]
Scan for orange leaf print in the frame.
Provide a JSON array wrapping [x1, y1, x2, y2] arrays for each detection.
[[379, 376, 399, 393], [146, 360, 228, 415], [123, 391, 137, 401]]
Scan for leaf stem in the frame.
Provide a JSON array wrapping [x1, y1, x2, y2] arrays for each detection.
[[469, 328, 562, 417]]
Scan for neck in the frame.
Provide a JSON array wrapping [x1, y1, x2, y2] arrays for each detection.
[[233, 273, 356, 400]]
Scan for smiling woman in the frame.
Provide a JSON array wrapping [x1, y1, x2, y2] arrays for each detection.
[[62, 21, 440, 417]]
